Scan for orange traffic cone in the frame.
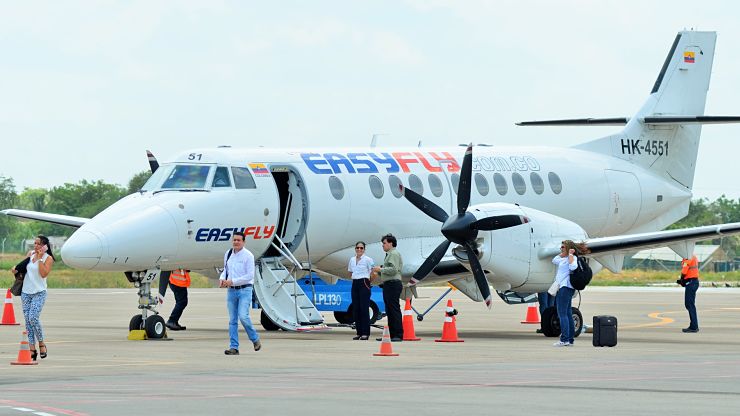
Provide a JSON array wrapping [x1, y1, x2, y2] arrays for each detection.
[[10, 331, 38, 366], [373, 326, 399, 356], [402, 298, 421, 341], [435, 299, 464, 342], [1, 289, 20, 326], [521, 302, 540, 324]]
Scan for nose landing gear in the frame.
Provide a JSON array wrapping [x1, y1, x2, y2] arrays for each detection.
[[125, 269, 168, 339]]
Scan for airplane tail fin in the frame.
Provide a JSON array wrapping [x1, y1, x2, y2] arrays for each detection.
[[579, 31, 717, 190], [619, 30, 716, 190]]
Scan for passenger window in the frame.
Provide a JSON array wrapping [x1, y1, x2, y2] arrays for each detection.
[[530, 172, 544, 195], [212, 167, 232, 188], [408, 174, 423, 195], [512, 173, 526, 195], [493, 173, 508, 195], [369, 175, 384, 199], [388, 175, 403, 198], [450, 173, 460, 195], [329, 175, 344, 201], [231, 167, 257, 189], [328, 176, 345, 200], [428, 174, 443, 197], [161, 165, 211, 189], [474, 173, 489, 196], [548, 172, 562, 194]]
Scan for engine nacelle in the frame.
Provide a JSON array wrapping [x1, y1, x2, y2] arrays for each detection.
[[453, 202, 588, 294]]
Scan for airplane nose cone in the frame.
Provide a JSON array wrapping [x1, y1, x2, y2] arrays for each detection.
[[61, 230, 104, 269]]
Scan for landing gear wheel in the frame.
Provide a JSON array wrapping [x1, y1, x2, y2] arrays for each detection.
[[541, 307, 559, 337], [129, 315, 144, 331], [572, 307, 583, 338], [540, 306, 584, 338], [368, 301, 380, 325], [346, 302, 381, 325], [333, 311, 350, 324], [261, 310, 281, 331], [145, 315, 166, 339]]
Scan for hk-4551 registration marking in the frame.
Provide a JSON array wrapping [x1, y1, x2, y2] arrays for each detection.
[[620, 139, 669, 156]]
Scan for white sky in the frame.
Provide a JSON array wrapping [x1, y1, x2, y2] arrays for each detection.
[[2, 0, 739, 200]]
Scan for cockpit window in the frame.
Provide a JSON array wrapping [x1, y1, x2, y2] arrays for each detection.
[[231, 167, 257, 189], [212, 166, 232, 188], [140, 166, 170, 192], [161, 165, 211, 189]]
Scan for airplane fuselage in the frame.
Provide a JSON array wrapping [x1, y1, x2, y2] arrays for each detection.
[[60, 145, 691, 295]]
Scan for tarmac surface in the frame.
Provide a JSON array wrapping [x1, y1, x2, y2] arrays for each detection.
[[1, 286, 740, 415]]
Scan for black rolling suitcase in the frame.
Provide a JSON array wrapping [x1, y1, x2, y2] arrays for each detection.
[[593, 315, 617, 347]]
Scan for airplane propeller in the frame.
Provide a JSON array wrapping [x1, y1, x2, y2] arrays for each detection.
[[402, 144, 528, 308]]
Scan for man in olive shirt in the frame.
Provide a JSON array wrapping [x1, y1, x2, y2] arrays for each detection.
[[372, 234, 404, 342]]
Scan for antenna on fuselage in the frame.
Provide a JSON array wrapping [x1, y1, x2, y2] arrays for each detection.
[[370, 133, 387, 148]]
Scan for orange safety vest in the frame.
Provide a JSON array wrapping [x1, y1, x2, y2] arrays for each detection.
[[169, 269, 191, 288], [681, 256, 699, 279]]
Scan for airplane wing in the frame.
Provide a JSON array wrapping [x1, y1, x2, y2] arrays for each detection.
[[539, 222, 740, 271], [516, 115, 740, 126], [0, 209, 89, 228], [583, 222, 740, 255]]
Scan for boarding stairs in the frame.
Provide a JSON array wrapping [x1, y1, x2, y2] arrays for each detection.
[[253, 236, 328, 332]]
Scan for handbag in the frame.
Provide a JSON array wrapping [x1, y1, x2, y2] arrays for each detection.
[[10, 257, 30, 296], [547, 280, 559, 296]]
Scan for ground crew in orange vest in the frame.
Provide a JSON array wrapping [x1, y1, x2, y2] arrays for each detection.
[[677, 255, 700, 333], [159, 269, 191, 331]]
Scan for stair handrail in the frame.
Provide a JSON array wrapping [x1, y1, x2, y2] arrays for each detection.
[[270, 235, 303, 322]]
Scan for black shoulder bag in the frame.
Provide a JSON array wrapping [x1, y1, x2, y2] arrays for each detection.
[[11, 257, 30, 296]]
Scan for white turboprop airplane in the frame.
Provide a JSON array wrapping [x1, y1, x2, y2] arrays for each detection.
[[4, 30, 740, 338]]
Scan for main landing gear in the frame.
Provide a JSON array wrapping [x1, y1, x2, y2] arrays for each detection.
[[540, 306, 583, 338], [124, 268, 167, 339]]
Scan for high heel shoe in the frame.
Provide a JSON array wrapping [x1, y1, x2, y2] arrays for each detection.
[[30, 349, 38, 361], [39, 343, 47, 359]]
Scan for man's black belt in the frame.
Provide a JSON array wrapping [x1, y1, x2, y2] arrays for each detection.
[[232, 284, 253, 289]]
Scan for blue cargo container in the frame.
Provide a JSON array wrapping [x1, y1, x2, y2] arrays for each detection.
[[298, 274, 386, 325]]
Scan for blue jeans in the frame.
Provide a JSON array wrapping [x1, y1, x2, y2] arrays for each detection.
[[684, 278, 699, 330], [555, 287, 575, 344], [537, 292, 554, 317], [227, 286, 260, 350]]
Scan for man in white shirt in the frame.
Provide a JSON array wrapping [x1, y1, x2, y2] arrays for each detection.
[[220, 231, 261, 355]]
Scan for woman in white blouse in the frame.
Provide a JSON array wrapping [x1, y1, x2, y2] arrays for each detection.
[[348, 241, 374, 340], [13, 235, 55, 360]]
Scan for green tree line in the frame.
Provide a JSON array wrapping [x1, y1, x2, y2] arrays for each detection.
[[1, 172, 740, 257], [667, 196, 740, 257], [0, 171, 150, 244]]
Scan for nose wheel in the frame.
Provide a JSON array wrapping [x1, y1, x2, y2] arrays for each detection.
[[125, 269, 168, 339]]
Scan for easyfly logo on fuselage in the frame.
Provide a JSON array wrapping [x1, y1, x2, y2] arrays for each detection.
[[300, 152, 461, 174], [195, 225, 276, 242]]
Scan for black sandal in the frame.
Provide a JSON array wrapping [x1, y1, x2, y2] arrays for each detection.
[[30, 348, 38, 361], [39, 343, 47, 359]]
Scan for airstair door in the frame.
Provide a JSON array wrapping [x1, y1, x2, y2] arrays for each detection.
[[253, 238, 327, 331]]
